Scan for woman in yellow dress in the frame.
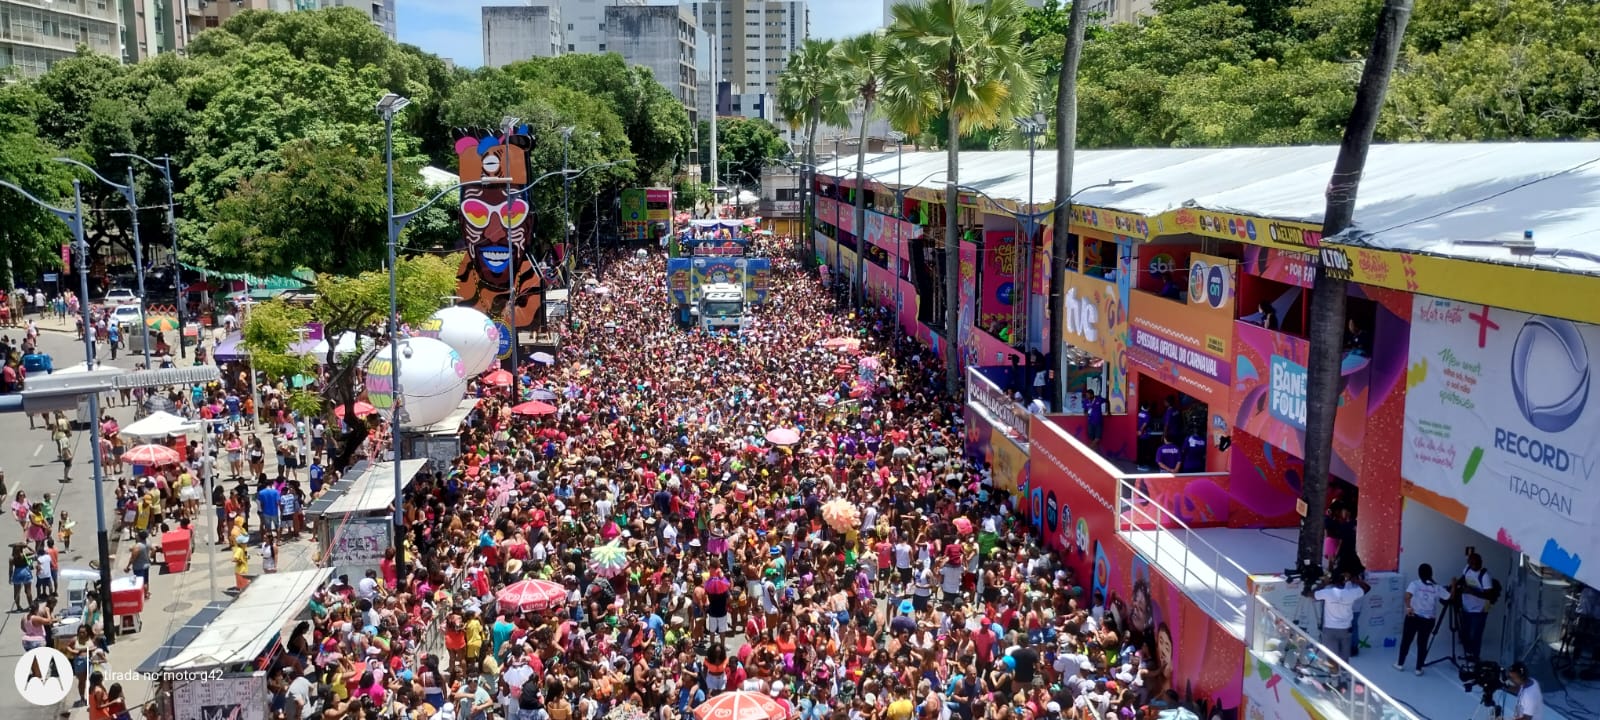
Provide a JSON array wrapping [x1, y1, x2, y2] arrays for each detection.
[[231, 533, 250, 591]]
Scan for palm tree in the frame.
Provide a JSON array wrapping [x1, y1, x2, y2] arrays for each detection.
[[832, 31, 887, 308], [777, 39, 849, 266], [883, 0, 1039, 395]]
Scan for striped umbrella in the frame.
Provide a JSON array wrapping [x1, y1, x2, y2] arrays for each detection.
[[145, 315, 180, 332], [694, 691, 786, 720], [590, 541, 629, 579], [496, 579, 567, 614]]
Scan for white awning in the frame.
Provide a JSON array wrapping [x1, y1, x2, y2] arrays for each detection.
[[546, 289, 570, 303], [319, 459, 429, 516], [121, 411, 198, 438], [410, 398, 480, 436], [159, 568, 333, 671]]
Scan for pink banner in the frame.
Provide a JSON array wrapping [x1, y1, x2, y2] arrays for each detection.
[[836, 200, 858, 236], [979, 229, 1017, 331], [815, 197, 839, 227], [1241, 245, 1315, 288], [863, 210, 912, 259]]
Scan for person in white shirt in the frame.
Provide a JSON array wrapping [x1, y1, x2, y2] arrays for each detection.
[[1457, 551, 1495, 661], [1313, 571, 1369, 659], [1395, 563, 1443, 674], [1508, 662, 1542, 720]]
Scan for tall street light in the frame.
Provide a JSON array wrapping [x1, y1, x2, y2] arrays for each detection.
[[559, 126, 575, 272], [1013, 114, 1046, 354], [0, 178, 117, 643], [112, 152, 186, 359], [376, 91, 413, 584], [54, 157, 153, 368]]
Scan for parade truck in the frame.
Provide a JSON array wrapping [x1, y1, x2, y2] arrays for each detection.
[[665, 220, 772, 330]]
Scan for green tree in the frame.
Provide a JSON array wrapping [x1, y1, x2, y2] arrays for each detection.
[[777, 38, 850, 261], [832, 31, 889, 304], [884, 0, 1039, 394], [242, 254, 457, 469], [0, 85, 74, 288], [698, 117, 789, 191]]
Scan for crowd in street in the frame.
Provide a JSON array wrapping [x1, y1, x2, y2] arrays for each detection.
[[258, 240, 1185, 720], [7, 237, 1190, 720]]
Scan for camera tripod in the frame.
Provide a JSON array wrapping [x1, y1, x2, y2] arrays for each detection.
[[1468, 687, 1503, 720], [1424, 597, 1465, 670]]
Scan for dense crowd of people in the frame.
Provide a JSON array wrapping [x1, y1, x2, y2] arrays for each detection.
[[11, 236, 1191, 720], [252, 239, 1184, 720]]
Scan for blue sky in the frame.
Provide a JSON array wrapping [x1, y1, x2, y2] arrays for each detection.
[[395, 0, 879, 68]]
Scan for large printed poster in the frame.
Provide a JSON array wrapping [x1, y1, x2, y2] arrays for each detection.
[[1403, 295, 1600, 583], [455, 129, 543, 330], [1060, 272, 1131, 414], [979, 228, 1017, 330], [1129, 294, 1234, 408]]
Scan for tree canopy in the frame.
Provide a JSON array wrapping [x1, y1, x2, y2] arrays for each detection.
[[0, 7, 693, 284], [698, 117, 791, 190]]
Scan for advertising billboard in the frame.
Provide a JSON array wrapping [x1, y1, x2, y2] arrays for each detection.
[[1403, 295, 1600, 583], [454, 129, 542, 330], [1059, 272, 1131, 414], [1129, 294, 1234, 408], [619, 188, 649, 240]]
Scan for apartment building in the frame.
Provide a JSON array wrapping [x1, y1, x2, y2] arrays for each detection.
[[0, 0, 121, 78], [685, 0, 806, 128], [604, 4, 697, 120], [483, 4, 562, 66]]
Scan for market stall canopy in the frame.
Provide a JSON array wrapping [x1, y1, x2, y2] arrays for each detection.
[[121, 411, 198, 438], [180, 263, 315, 291], [135, 601, 230, 675], [410, 398, 480, 436], [315, 459, 428, 516], [817, 142, 1600, 276], [158, 568, 334, 671]]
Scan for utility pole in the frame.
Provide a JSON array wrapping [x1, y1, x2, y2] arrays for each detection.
[[1297, 0, 1414, 575], [1050, 0, 1088, 413]]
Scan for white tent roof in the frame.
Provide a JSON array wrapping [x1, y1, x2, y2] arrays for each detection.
[[320, 459, 429, 516], [818, 142, 1600, 276], [304, 332, 372, 363], [121, 411, 198, 438], [420, 166, 458, 189], [159, 568, 333, 671]]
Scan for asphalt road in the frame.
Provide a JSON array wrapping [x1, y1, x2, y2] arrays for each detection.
[[0, 315, 313, 719]]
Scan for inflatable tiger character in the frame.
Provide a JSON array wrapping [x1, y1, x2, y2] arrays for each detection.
[[455, 130, 544, 329]]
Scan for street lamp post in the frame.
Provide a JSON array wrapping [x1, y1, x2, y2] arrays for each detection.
[[54, 157, 153, 368], [376, 92, 412, 584], [0, 178, 117, 644], [560, 126, 574, 270], [112, 152, 185, 358], [1013, 115, 1046, 354]]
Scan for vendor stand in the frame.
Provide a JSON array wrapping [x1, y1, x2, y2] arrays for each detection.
[[308, 459, 427, 580]]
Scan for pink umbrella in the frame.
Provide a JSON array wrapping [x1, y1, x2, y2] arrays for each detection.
[[496, 579, 567, 613], [333, 401, 377, 418], [510, 401, 558, 417], [765, 427, 800, 446], [482, 369, 514, 387], [124, 444, 181, 466], [694, 691, 786, 720]]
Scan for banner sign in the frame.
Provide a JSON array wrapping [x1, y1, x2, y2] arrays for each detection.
[[1030, 415, 1120, 570], [741, 258, 772, 305], [980, 228, 1017, 329], [173, 673, 268, 720], [1059, 272, 1131, 414], [1402, 295, 1600, 583], [991, 427, 1028, 502], [327, 517, 391, 576], [815, 197, 840, 228], [1186, 252, 1237, 317], [863, 210, 914, 259], [645, 188, 672, 223], [690, 257, 742, 291], [1129, 294, 1234, 407], [1241, 245, 1315, 289], [665, 258, 691, 304], [1230, 321, 1369, 480], [836, 200, 857, 236], [619, 188, 649, 240], [967, 367, 1030, 444], [683, 238, 749, 256]]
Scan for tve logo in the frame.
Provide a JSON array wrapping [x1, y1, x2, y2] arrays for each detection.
[[1269, 355, 1308, 430], [1064, 287, 1099, 344]]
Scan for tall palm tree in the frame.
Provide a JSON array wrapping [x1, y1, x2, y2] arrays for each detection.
[[883, 0, 1039, 395], [778, 39, 849, 266], [832, 31, 887, 308]]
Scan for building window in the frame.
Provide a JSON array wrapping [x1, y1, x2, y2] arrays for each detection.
[[598, 43, 606, 51], [568, 43, 575, 51]]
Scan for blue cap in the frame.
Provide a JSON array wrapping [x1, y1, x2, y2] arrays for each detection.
[[898, 600, 914, 615]]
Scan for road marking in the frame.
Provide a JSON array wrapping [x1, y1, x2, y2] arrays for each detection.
[[33, 444, 43, 457]]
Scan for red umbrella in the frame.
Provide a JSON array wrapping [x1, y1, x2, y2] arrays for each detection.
[[511, 401, 558, 417], [333, 401, 377, 419], [124, 444, 181, 466], [694, 691, 786, 720], [482, 369, 514, 387], [496, 579, 567, 613]]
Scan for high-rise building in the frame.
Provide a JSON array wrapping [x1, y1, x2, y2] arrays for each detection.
[[122, 0, 188, 62], [685, 0, 806, 132], [316, 0, 394, 38], [560, 0, 641, 54], [187, 0, 394, 38], [483, 4, 563, 66], [604, 4, 697, 121], [0, 0, 122, 78], [1081, 0, 1154, 25]]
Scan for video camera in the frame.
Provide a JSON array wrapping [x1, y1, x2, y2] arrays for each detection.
[[1284, 561, 1325, 597], [1461, 660, 1506, 704]]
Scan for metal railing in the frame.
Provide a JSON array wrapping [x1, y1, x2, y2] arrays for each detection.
[[1117, 477, 1253, 631], [1248, 595, 1421, 720]]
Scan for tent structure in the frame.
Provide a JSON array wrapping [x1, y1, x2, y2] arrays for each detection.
[[306, 332, 371, 363], [157, 568, 333, 671], [314, 459, 429, 517], [121, 411, 198, 438]]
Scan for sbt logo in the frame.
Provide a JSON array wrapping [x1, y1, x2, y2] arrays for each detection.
[[1064, 287, 1099, 343], [1269, 355, 1308, 430]]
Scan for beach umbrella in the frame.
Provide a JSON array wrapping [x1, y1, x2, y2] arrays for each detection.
[[482, 369, 513, 387], [496, 579, 567, 613], [820, 337, 855, 349], [145, 316, 180, 332], [820, 499, 860, 533], [511, 401, 558, 417], [333, 401, 377, 419], [693, 691, 786, 720], [531, 352, 555, 364], [590, 542, 629, 579], [765, 427, 800, 446], [529, 389, 557, 400], [124, 444, 181, 466]]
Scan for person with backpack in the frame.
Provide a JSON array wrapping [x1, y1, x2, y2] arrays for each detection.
[[1456, 551, 1499, 663]]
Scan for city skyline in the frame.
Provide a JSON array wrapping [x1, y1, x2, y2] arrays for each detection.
[[397, 0, 879, 68]]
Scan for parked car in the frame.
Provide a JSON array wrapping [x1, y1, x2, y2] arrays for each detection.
[[103, 288, 138, 305], [111, 304, 143, 328]]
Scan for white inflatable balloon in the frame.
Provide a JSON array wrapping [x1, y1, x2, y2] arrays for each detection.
[[415, 306, 500, 377], [365, 336, 469, 429]]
